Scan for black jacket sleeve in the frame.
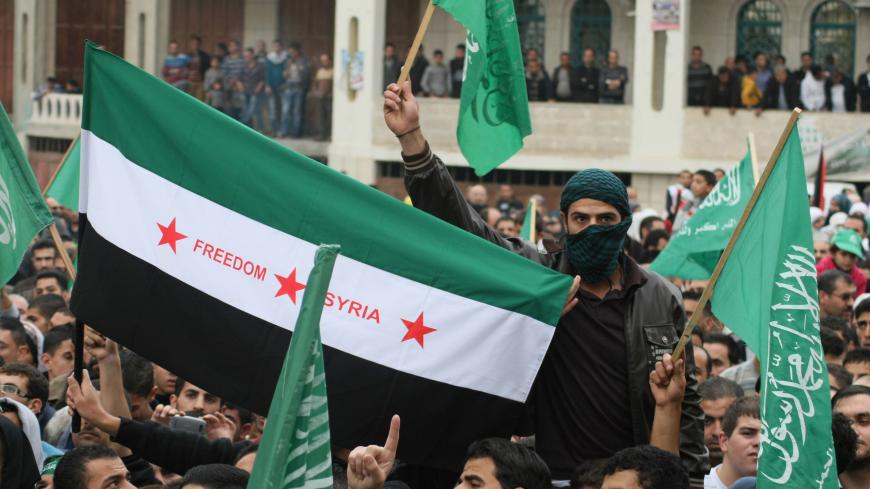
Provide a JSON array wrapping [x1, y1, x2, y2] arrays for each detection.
[[113, 418, 239, 476], [673, 301, 709, 476]]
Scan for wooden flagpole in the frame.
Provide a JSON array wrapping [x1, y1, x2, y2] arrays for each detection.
[[748, 133, 760, 184], [397, 1, 436, 86], [41, 135, 80, 282], [672, 108, 802, 360]]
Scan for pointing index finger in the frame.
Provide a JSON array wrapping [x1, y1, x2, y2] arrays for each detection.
[[384, 414, 400, 454]]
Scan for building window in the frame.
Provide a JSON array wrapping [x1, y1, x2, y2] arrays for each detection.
[[735, 0, 782, 61], [811, 0, 856, 77], [514, 0, 546, 59], [570, 0, 612, 67]]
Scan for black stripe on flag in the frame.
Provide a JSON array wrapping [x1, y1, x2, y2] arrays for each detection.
[[70, 215, 523, 470]]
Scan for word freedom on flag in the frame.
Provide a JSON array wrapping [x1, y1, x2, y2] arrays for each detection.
[[71, 42, 572, 469]]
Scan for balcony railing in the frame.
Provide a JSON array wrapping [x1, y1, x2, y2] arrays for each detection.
[[27, 93, 83, 140]]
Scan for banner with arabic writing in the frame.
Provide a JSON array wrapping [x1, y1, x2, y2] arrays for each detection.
[[650, 149, 755, 279], [711, 126, 838, 488]]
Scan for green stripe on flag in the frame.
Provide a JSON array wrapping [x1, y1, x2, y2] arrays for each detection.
[[248, 245, 337, 489], [711, 126, 838, 488], [47, 137, 81, 212], [520, 198, 536, 242], [80, 42, 570, 326], [0, 103, 54, 285]]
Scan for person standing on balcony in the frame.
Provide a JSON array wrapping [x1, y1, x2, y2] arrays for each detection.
[[801, 65, 827, 111], [759, 65, 800, 113], [576, 48, 600, 104], [740, 69, 762, 109], [449, 44, 465, 98], [409, 45, 429, 96], [221, 40, 246, 120], [240, 48, 266, 131], [311, 54, 333, 141], [421, 50, 451, 98], [825, 70, 857, 113], [703, 67, 740, 115], [281, 43, 310, 138], [525, 59, 551, 102], [186, 35, 210, 101], [687, 46, 712, 107], [551, 52, 578, 102], [858, 55, 870, 113], [162, 41, 190, 92], [599, 50, 628, 104], [383, 43, 402, 91], [753, 52, 772, 95], [265, 40, 288, 136]]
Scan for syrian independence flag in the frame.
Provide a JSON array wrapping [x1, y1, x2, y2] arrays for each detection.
[[71, 42, 572, 469]]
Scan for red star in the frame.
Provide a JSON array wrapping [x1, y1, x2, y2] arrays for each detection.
[[401, 312, 437, 348], [274, 268, 306, 304], [157, 218, 187, 253]]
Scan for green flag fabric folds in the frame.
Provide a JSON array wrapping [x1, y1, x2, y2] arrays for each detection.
[[650, 150, 755, 279], [520, 198, 536, 242], [0, 104, 54, 285], [46, 137, 81, 211], [248, 245, 337, 489], [433, 0, 532, 176], [711, 126, 838, 488]]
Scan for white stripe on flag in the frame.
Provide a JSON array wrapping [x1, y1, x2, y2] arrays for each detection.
[[81, 130, 554, 402]]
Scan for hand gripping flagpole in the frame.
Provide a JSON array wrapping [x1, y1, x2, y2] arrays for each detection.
[[397, 1, 436, 87], [672, 108, 802, 361]]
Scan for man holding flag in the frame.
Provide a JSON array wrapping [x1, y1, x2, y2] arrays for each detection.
[[383, 81, 706, 482]]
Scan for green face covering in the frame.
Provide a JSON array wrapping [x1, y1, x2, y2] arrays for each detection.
[[565, 218, 632, 284]]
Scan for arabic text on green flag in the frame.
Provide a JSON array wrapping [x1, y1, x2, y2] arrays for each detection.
[[46, 137, 81, 211], [650, 150, 755, 279], [247, 245, 338, 489], [711, 126, 838, 488], [0, 104, 54, 285], [433, 0, 531, 176]]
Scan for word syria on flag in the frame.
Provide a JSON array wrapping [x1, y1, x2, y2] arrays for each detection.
[[434, 0, 532, 176], [650, 148, 755, 279], [0, 103, 54, 285], [711, 123, 838, 488], [71, 42, 572, 469]]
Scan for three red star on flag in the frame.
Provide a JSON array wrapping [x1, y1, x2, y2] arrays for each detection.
[[274, 268, 306, 304], [157, 218, 187, 253], [401, 312, 437, 348]]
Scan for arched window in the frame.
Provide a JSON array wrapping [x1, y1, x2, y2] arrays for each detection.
[[811, 0, 856, 77], [570, 0, 612, 67], [514, 0, 546, 59], [735, 0, 782, 62]]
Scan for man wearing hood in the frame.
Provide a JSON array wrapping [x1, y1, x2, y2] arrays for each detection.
[[818, 229, 868, 297], [0, 414, 40, 488], [382, 82, 706, 484]]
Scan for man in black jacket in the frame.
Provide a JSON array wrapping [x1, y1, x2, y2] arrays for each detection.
[[576, 48, 600, 103], [382, 82, 707, 483], [704, 66, 740, 115], [760, 65, 801, 112]]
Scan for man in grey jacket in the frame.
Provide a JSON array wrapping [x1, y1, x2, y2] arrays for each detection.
[[382, 81, 707, 484]]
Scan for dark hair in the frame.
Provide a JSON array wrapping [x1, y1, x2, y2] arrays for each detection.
[[495, 216, 516, 228], [35, 269, 69, 291], [0, 317, 29, 350], [682, 289, 702, 302], [30, 239, 57, 256], [694, 170, 717, 187], [385, 42, 395, 49], [601, 445, 689, 489], [832, 411, 858, 474], [833, 385, 870, 409], [692, 45, 703, 53], [775, 54, 786, 64], [696, 346, 713, 376], [179, 464, 249, 489], [801, 51, 812, 58], [819, 269, 852, 294], [225, 403, 254, 427], [174, 377, 189, 397], [28, 293, 67, 321], [190, 34, 202, 43], [244, 47, 254, 55], [465, 438, 551, 489], [433, 49, 444, 57], [644, 229, 669, 249], [717, 66, 730, 76], [810, 64, 823, 77], [570, 459, 604, 489], [233, 442, 259, 464], [828, 363, 853, 392], [856, 298, 870, 321], [702, 332, 739, 366], [822, 327, 846, 358], [639, 215, 664, 234], [120, 350, 155, 399], [844, 348, 870, 367], [43, 324, 74, 356], [698, 376, 744, 401], [847, 215, 868, 234], [723, 396, 760, 438], [456, 43, 465, 50], [55, 446, 121, 489], [0, 363, 48, 407]]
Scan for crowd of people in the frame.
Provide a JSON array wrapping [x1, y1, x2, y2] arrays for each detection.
[[160, 35, 334, 140]]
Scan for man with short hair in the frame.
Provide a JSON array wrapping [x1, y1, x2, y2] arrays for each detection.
[[495, 217, 519, 239], [421, 49, 451, 98], [34, 269, 69, 301], [833, 385, 870, 488], [576, 48, 600, 103], [823, 326, 848, 364], [449, 44, 465, 98], [673, 170, 716, 232], [179, 464, 249, 489], [600, 445, 689, 489], [818, 229, 867, 296], [0, 363, 49, 428], [30, 239, 58, 273], [152, 363, 177, 405], [694, 346, 712, 384], [465, 184, 489, 214], [121, 351, 157, 421], [704, 396, 760, 489], [25, 293, 67, 334], [54, 446, 136, 489], [383, 42, 401, 91], [172, 378, 222, 415], [382, 81, 706, 481], [552, 52, 578, 102], [816, 240, 831, 262], [162, 40, 191, 92], [0, 317, 36, 365], [698, 377, 744, 464], [687, 46, 712, 107], [830, 363, 853, 397], [240, 47, 266, 130], [855, 299, 870, 348], [682, 290, 701, 319], [844, 215, 867, 242], [599, 50, 628, 104], [41, 324, 75, 381], [819, 270, 856, 320], [702, 332, 737, 377], [845, 349, 870, 381]]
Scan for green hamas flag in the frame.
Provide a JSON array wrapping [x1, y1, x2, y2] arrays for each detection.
[[46, 137, 80, 211], [433, 0, 531, 176], [0, 103, 53, 285], [650, 150, 756, 279], [520, 198, 536, 242], [712, 126, 838, 488], [248, 245, 338, 489]]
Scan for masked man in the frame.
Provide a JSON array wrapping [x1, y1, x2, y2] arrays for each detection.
[[383, 82, 706, 485]]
